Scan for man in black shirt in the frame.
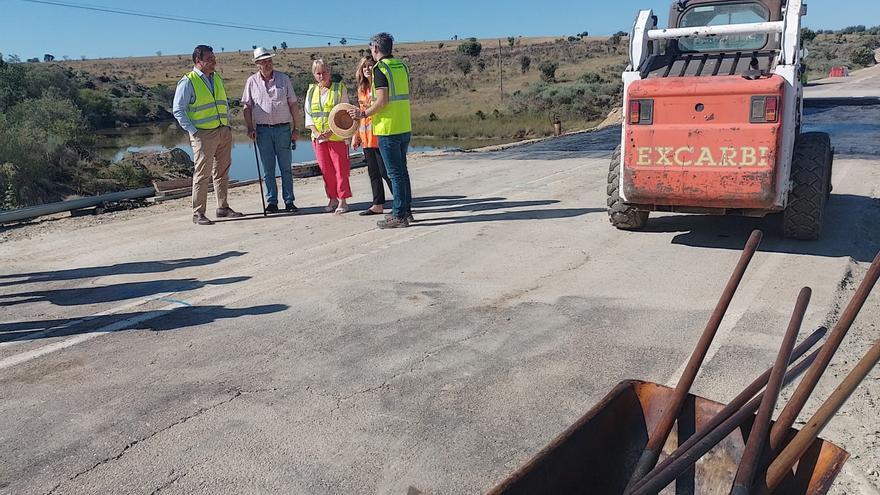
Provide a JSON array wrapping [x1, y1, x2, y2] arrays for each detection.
[[349, 33, 414, 228]]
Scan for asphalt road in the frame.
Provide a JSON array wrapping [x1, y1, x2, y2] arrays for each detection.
[[1, 87, 879, 493]]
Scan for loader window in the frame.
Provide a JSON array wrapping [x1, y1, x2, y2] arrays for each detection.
[[678, 2, 770, 52]]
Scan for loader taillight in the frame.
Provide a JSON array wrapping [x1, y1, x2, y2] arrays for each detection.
[[765, 96, 778, 122], [750, 96, 779, 123], [629, 99, 653, 125]]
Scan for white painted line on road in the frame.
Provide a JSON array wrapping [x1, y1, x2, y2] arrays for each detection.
[[0, 302, 183, 370], [665, 253, 782, 387], [0, 292, 176, 347]]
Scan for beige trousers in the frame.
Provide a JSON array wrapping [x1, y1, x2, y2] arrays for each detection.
[[190, 126, 232, 215]]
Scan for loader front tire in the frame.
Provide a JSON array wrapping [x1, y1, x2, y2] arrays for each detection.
[[783, 132, 832, 240]]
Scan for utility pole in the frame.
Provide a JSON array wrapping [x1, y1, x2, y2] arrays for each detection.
[[498, 39, 504, 100]]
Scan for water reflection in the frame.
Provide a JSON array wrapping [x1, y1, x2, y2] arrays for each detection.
[[94, 123, 492, 182]]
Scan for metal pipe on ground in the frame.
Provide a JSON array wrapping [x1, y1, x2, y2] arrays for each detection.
[[766, 252, 880, 457], [0, 187, 156, 225], [729, 287, 810, 495], [628, 343, 824, 495], [757, 336, 880, 494], [624, 229, 763, 490]]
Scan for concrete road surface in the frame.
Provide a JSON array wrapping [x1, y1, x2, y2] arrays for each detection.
[[1, 107, 879, 492], [805, 63, 880, 100]]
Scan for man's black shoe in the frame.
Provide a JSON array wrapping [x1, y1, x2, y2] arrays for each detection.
[[285, 203, 298, 213], [192, 214, 214, 225], [265, 204, 279, 214]]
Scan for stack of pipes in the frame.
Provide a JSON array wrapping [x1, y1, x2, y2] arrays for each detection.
[[619, 230, 880, 495]]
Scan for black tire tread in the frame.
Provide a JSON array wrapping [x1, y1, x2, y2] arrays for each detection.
[[783, 132, 832, 240], [607, 146, 649, 230]]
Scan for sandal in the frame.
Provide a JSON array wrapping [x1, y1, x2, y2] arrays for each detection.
[[324, 201, 339, 213], [334, 206, 348, 215]]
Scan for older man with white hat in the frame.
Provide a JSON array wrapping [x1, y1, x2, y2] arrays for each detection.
[[242, 46, 302, 213]]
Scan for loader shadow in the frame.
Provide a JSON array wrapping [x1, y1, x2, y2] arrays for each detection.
[[406, 195, 602, 225], [0, 276, 250, 307], [414, 208, 603, 226], [0, 251, 245, 287], [0, 304, 288, 343], [640, 194, 880, 262]]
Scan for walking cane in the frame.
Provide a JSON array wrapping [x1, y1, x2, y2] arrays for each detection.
[[252, 142, 267, 217]]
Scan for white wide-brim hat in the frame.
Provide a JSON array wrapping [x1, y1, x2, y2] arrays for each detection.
[[328, 103, 359, 139], [253, 47, 275, 62]]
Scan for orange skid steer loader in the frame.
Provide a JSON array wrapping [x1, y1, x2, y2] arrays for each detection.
[[608, 0, 832, 239]]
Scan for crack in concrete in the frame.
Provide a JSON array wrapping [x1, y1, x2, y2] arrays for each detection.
[[488, 255, 591, 309], [45, 387, 275, 495], [150, 470, 187, 494]]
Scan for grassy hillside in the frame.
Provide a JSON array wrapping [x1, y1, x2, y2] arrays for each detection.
[[802, 30, 880, 79], [61, 36, 628, 140]]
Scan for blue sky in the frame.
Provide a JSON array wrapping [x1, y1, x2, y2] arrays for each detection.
[[3, 0, 879, 60]]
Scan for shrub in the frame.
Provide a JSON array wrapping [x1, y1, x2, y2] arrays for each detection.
[[453, 54, 472, 76], [850, 46, 876, 67], [457, 38, 482, 57], [475, 110, 486, 120], [580, 72, 602, 83], [476, 58, 487, 72], [0, 62, 27, 111], [116, 97, 150, 122], [538, 60, 559, 82], [507, 79, 623, 121], [0, 95, 90, 205], [839, 25, 866, 35], [290, 72, 313, 97], [77, 88, 114, 127], [519, 54, 531, 74], [801, 28, 817, 43], [428, 112, 439, 121], [438, 42, 444, 49], [106, 161, 151, 189]]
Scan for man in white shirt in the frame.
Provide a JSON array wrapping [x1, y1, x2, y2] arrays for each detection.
[[242, 47, 302, 213]]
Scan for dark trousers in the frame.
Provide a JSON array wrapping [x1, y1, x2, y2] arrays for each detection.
[[364, 147, 392, 206], [378, 132, 412, 218]]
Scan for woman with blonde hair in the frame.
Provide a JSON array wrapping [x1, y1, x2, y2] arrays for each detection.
[[304, 59, 352, 214], [352, 56, 392, 216]]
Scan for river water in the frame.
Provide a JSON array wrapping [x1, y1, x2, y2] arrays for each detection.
[[96, 123, 507, 182]]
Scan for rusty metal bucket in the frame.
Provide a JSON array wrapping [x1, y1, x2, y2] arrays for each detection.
[[488, 380, 848, 495]]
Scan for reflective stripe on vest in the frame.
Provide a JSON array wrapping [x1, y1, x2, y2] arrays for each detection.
[[185, 72, 229, 129], [372, 58, 412, 136], [356, 88, 378, 148], [307, 82, 345, 142]]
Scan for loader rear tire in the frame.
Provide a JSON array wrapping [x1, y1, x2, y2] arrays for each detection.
[[783, 132, 832, 240], [607, 146, 648, 230]]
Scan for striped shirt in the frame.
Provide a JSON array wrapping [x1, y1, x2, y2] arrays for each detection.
[[241, 70, 298, 126]]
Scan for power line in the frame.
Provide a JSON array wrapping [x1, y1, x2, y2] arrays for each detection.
[[19, 0, 371, 42]]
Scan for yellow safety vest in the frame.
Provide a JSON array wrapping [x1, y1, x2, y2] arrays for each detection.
[[372, 58, 412, 136], [307, 82, 346, 142], [185, 71, 229, 130]]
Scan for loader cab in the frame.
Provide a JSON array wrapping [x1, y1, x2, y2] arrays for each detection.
[[642, 0, 784, 79]]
